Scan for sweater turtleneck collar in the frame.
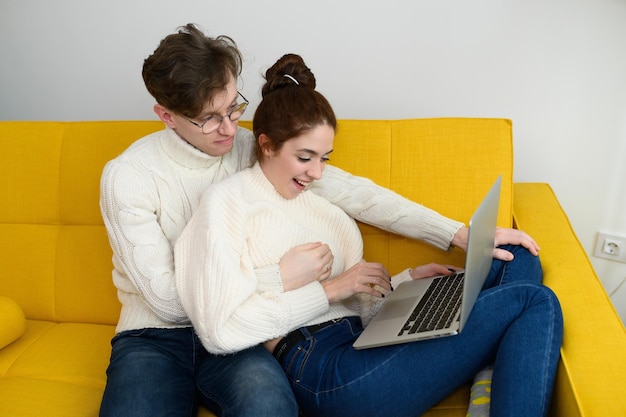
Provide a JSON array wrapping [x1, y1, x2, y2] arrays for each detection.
[[158, 127, 224, 169], [249, 162, 278, 197], [248, 162, 312, 203]]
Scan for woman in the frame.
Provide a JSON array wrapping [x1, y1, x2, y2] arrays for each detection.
[[175, 54, 563, 417]]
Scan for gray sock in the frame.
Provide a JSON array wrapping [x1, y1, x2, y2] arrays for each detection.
[[466, 365, 493, 417]]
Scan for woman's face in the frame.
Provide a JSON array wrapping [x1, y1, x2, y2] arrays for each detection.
[[260, 124, 334, 199]]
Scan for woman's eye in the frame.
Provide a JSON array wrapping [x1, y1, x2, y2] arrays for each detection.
[[297, 157, 311, 162]]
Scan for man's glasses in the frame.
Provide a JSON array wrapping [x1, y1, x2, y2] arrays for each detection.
[[185, 92, 249, 134]]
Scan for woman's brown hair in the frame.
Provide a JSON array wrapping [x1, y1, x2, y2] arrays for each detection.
[[253, 54, 336, 161]]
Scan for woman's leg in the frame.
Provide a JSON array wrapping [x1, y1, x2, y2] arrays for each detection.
[[486, 284, 563, 416], [470, 244, 544, 415], [484, 244, 544, 289], [281, 282, 562, 417]]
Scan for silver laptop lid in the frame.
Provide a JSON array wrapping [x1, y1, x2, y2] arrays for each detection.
[[458, 175, 501, 331]]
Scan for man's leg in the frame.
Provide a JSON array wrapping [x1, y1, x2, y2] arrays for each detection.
[[195, 339, 298, 417], [99, 328, 197, 417]]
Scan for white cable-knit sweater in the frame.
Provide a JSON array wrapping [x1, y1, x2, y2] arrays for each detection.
[[175, 163, 415, 354], [100, 126, 463, 334]]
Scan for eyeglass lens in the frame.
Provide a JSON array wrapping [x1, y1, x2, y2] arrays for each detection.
[[201, 101, 247, 134]]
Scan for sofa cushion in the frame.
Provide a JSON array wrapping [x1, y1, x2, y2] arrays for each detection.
[[0, 320, 116, 417], [0, 296, 25, 348]]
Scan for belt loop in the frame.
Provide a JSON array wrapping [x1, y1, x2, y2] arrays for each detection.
[[299, 326, 314, 338]]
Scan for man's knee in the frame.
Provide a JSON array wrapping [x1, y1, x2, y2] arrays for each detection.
[[197, 347, 298, 417]]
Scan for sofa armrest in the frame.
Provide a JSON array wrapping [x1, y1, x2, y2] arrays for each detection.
[[512, 183, 626, 417], [0, 296, 26, 349]]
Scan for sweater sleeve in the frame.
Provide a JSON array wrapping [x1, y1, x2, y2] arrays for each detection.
[[100, 159, 188, 323], [174, 185, 330, 355], [310, 165, 464, 250]]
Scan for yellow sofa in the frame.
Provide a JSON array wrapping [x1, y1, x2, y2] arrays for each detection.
[[0, 119, 624, 417]]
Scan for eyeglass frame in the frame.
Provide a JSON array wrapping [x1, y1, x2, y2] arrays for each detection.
[[183, 91, 249, 134]]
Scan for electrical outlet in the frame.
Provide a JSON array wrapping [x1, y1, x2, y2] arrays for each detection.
[[603, 238, 621, 256], [594, 232, 626, 263]]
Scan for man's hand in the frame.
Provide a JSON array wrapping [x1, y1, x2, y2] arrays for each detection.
[[451, 226, 540, 261], [279, 242, 334, 291], [493, 227, 540, 260]]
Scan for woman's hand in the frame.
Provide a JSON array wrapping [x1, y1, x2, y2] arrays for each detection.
[[451, 226, 540, 261], [321, 261, 391, 303], [279, 242, 334, 291], [409, 263, 462, 280]]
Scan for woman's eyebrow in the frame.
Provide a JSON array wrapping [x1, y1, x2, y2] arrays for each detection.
[[297, 148, 334, 156]]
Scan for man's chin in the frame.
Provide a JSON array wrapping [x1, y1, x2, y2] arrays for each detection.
[[206, 139, 234, 156]]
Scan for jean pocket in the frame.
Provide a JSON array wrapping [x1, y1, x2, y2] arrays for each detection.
[[111, 328, 150, 345], [285, 337, 316, 384]]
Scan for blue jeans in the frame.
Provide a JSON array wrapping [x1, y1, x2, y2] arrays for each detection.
[[276, 246, 563, 417], [99, 327, 298, 417]]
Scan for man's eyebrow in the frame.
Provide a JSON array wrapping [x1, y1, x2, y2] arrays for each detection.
[[200, 96, 238, 118]]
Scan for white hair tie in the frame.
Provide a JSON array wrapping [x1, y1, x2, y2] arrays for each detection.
[[283, 74, 300, 85]]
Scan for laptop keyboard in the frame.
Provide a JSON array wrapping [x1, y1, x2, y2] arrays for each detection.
[[398, 273, 464, 336]]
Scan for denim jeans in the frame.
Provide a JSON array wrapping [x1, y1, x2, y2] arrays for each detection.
[[277, 246, 563, 417], [99, 327, 298, 417]]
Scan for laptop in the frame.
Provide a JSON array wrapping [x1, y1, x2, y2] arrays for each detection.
[[353, 175, 501, 349]]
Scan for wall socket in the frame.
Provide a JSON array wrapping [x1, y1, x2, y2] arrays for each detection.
[[594, 231, 626, 264]]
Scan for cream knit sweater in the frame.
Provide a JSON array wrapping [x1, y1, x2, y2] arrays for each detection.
[[101, 126, 463, 335], [175, 163, 415, 354]]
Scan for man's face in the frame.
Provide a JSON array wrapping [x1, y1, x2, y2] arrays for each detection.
[[166, 78, 241, 157]]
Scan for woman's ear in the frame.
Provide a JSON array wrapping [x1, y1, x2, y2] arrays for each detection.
[[153, 104, 177, 129], [258, 134, 274, 157]]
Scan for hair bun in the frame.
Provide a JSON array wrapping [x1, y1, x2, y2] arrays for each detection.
[[261, 53, 316, 97]]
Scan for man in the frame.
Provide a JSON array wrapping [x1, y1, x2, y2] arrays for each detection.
[[99, 23, 539, 417]]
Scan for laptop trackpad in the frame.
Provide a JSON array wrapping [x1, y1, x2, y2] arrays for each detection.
[[376, 297, 417, 321]]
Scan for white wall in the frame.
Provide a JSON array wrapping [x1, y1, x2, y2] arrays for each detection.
[[2, 0, 625, 323]]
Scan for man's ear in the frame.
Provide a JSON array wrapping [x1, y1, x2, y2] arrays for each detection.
[[258, 134, 274, 157], [153, 104, 177, 129]]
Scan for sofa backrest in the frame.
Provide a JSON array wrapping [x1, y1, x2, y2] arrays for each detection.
[[0, 119, 513, 325], [330, 118, 514, 274], [0, 121, 163, 325]]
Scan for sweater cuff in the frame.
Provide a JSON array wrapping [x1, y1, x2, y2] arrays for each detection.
[[408, 211, 465, 250], [255, 265, 285, 293], [278, 282, 329, 330], [391, 268, 414, 288]]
